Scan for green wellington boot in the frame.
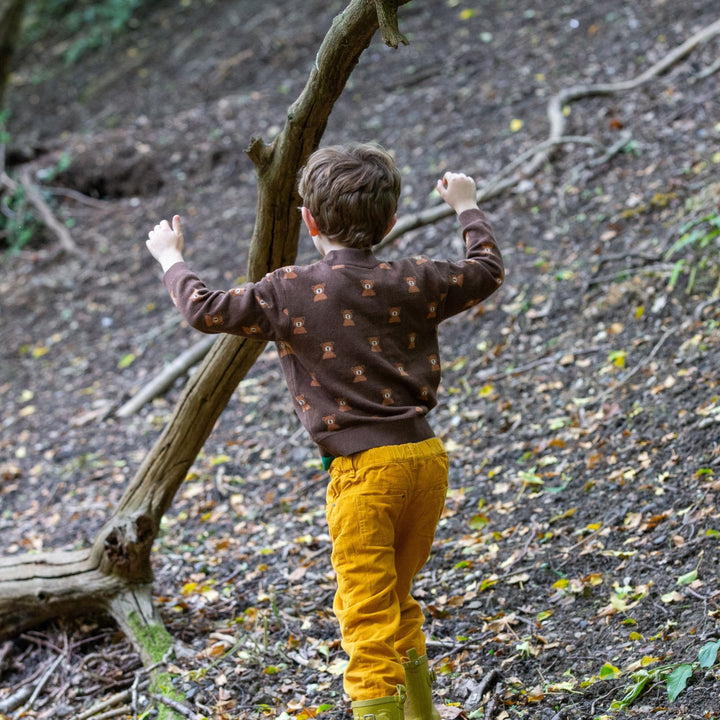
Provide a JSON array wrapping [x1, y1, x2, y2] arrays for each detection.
[[402, 649, 441, 720], [351, 685, 406, 720]]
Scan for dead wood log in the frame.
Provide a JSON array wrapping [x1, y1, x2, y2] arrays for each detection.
[[0, 0, 412, 705]]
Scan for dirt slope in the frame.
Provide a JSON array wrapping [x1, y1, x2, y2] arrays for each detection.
[[1, 1, 719, 718]]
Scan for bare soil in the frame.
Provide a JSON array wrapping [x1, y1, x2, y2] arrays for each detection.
[[1, 1, 719, 719]]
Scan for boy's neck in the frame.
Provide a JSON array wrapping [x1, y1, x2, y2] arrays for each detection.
[[314, 234, 364, 257]]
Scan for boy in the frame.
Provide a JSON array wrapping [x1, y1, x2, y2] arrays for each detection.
[[146, 143, 504, 720]]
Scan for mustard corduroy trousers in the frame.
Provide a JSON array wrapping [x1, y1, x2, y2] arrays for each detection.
[[326, 438, 448, 701]]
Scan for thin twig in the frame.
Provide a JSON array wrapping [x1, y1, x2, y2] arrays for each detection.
[[428, 637, 483, 664], [17, 652, 65, 715], [538, 16, 720, 176], [86, 707, 132, 720], [150, 693, 196, 719], [694, 295, 720, 321], [694, 55, 720, 80], [70, 683, 148, 720], [560, 524, 607, 557]]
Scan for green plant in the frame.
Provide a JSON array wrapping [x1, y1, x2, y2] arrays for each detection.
[[665, 207, 720, 294], [1, 115, 40, 256], [1, 114, 74, 256], [25, 0, 143, 64], [0, 184, 40, 255], [609, 639, 720, 711], [666, 211, 720, 258]]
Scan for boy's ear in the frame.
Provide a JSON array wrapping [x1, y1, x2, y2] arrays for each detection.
[[384, 214, 397, 237], [301, 207, 319, 237]]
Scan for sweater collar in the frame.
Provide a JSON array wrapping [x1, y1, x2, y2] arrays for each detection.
[[321, 248, 379, 267]]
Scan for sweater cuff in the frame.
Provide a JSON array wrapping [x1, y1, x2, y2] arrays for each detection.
[[162, 260, 189, 292], [458, 207, 485, 227]]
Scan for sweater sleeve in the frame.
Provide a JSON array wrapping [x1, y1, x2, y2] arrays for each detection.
[[163, 262, 287, 341], [436, 208, 504, 320]]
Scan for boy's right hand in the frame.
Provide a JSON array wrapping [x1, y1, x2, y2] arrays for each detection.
[[436, 172, 479, 215], [147, 214, 185, 273]]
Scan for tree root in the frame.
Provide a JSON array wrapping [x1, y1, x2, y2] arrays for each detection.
[[17, 167, 81, 256], [0, 143, 81, 256], [534, 16, 720, 177]]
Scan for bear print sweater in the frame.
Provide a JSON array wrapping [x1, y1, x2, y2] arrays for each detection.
[[163, 208, 504, 458]]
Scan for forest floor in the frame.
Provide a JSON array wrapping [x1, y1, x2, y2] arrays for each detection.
[[1, 0, 720, 719]]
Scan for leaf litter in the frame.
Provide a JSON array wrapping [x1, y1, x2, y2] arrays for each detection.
[[1, 0, 720, 718]]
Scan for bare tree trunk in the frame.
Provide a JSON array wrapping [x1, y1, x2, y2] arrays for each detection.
[[0, 0, 411, 690], [0, 0, 25, 107]]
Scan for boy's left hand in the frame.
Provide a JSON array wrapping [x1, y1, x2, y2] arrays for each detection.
[[147, 215, 185, 272]]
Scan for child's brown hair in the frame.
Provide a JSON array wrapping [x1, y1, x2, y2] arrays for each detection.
[[298, 143, 402, 249]]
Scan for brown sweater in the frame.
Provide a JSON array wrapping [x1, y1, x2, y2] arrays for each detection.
[[164, 208, 504, 457]]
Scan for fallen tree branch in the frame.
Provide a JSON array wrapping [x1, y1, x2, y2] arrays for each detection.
[[115, 335, 216, 418], [1, 141, 81, 255]]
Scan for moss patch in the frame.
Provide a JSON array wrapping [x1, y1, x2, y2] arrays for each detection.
[[127, 610, 173, 664], [126, 611, 186, 719]]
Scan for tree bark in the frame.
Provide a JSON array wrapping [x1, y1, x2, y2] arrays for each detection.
[[0, 0, 411, 680], [0, 0, 25, 107]]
